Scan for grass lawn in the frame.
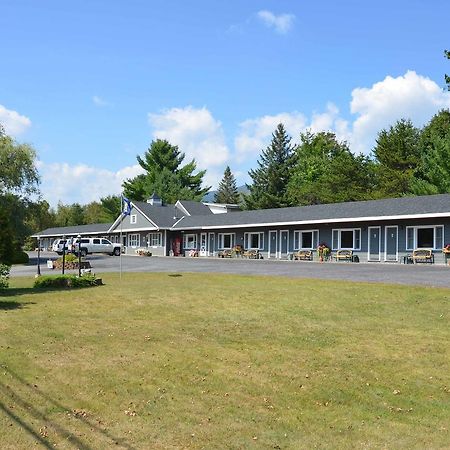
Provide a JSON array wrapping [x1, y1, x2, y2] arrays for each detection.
[[0, 273, 449, 449]]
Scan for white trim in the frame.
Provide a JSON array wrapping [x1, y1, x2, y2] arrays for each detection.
[[331, 228, 362, 250], [183, 233, 197, 250], [174, 201, 191, 217], [293, 229, 319, 250], [218, 232, 235, 250], [200, 232, 208, 256], [108, 201, 159, 233], [405, 224, 444, 250], [171, 211, 450, 231], [384, 225, 398, 262], [268, 230, 278, 259], [130, 214, 137, 224], [147, 232, 162, 247], [244, 231, 264, 250], [279, 230, 289, 258], [128, 233, 140, 248], [368, 226, 381, 261], [111, 226, 159, 233]]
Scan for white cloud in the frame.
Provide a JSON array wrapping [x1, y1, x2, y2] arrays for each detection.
[[37, 161, 144, 206], [257, 10, 295, 34], [235, 104, 350, 161], [349, 70, 450, 153], [0, 104, 31, 136], [148, 106, 230, 173], [92, 95, 111, 107]]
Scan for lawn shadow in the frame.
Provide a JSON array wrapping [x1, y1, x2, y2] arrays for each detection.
[[168, 273, 183, 277], [0, 287, 43, 298], [2, 366, 136, 450], [0, 300, 36, 310]]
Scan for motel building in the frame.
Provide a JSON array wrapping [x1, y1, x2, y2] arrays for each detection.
[[33, 193, 450, 265]]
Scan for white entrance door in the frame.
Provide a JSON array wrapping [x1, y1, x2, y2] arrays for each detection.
[[200, 232, 207, 257]]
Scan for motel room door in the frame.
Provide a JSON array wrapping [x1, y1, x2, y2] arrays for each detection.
[[279, 230, 289, 259], [368, 226, 381, 261], [268, 230, 277, 258], [208, 233, 215, 256], [200, 232, 207, 257], [385, 226, 398, 262]]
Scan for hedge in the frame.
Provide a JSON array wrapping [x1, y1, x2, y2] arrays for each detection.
[[34, 274, 99, 289], [0, 264, 10, 289], [12, 251, 29, 264]]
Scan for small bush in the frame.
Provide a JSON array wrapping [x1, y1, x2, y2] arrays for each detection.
[[0, 264, 11, 289], [12, 251, 29, 264], [34, 274, 99, 289], [23, 237, 37, 251]]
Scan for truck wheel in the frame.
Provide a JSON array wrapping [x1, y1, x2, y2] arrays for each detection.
[[80, 248, 87, 257], [113, 247, 121, 256]]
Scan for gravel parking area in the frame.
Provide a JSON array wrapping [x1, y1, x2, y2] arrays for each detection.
[[8, 251, 450, 288]]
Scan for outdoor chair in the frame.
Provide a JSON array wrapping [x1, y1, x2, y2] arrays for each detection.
[[412, 249, 434, 264], [334, 249, 353, 262], [293, 250, 313, 261]]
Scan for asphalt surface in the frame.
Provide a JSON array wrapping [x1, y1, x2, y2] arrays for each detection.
[[8, 251, 450, 288]]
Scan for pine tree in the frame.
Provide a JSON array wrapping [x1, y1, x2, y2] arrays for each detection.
[[445, 49, 450, 91], [123, 139, 210, 203], [372, 119, 421, 197], [412, 110, 450, 194], [214, 166, 239, 204], [244, 123, 294, 210]]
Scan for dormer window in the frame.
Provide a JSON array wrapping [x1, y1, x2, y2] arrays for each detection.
[[130, 214, 137, 224]]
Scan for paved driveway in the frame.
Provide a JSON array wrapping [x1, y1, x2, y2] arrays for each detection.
[[9, 252, 450, 288]]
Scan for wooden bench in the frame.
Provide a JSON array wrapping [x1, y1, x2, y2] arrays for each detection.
[[218, 249, 233, 258], [293, 250, 313, 261], [412, 249, 434, 264], [334, 249, 353, 262], [243, 249, 263, 259]]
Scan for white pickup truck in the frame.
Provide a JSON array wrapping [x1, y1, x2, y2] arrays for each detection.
[[72, 237, 121, 257]]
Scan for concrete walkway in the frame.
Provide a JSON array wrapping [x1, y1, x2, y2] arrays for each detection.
[[9, 252, 450, 288]]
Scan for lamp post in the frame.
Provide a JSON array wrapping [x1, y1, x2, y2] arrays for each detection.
[[62, 235, 66, 275], [77, 234, 82, 277], [37, 236, 41, 277]]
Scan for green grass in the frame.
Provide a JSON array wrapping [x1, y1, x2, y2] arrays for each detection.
[[0, 273, 449, 449]]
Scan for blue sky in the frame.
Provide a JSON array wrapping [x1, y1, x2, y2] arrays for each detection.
[[1, 0, 449, 205]]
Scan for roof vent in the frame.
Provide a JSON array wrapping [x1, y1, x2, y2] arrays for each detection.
[[147, 192, 163, 206]]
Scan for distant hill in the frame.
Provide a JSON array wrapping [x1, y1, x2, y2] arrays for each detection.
[[203, 185, 249, 203]]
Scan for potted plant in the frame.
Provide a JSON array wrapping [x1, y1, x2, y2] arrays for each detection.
[[317, 242, 330, 262]]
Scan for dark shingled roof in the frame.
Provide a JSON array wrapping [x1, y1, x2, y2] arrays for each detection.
[[34, 222, 113, 237], [133, 201, 180, 228], [172, 194, 450, 229], [177, 200, 213, 216]]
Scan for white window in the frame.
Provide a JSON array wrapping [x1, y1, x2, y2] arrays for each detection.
[[130, 214, 137, 224], [332, 229, 361, 250], [294, 230, 319, 250], [218, 233, 235, 249], [405, 225, 444, 250], [244, 232, 264, 250], [129, 234, 140, 247], [148, 232, 162, 247], [183, 234, 197, 249]]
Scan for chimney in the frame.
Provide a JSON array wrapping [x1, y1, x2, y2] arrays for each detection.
[[147, 192, 163, 206]]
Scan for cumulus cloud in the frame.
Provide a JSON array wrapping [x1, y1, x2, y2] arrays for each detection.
[[0, 104, 31, 136], [37, 161, 144, 206], [148, 106, 230, 173], [257, 10, 295, 34], [235, 104, 350, 161], [349, 70, 450, 153]]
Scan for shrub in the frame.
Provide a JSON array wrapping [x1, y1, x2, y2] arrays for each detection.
[[23, 237, 37, 251], [0, 264, 11, 289], [12, 251, 29, 264], [136, 249, 152, 256], [34, 274, 99, 289]]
